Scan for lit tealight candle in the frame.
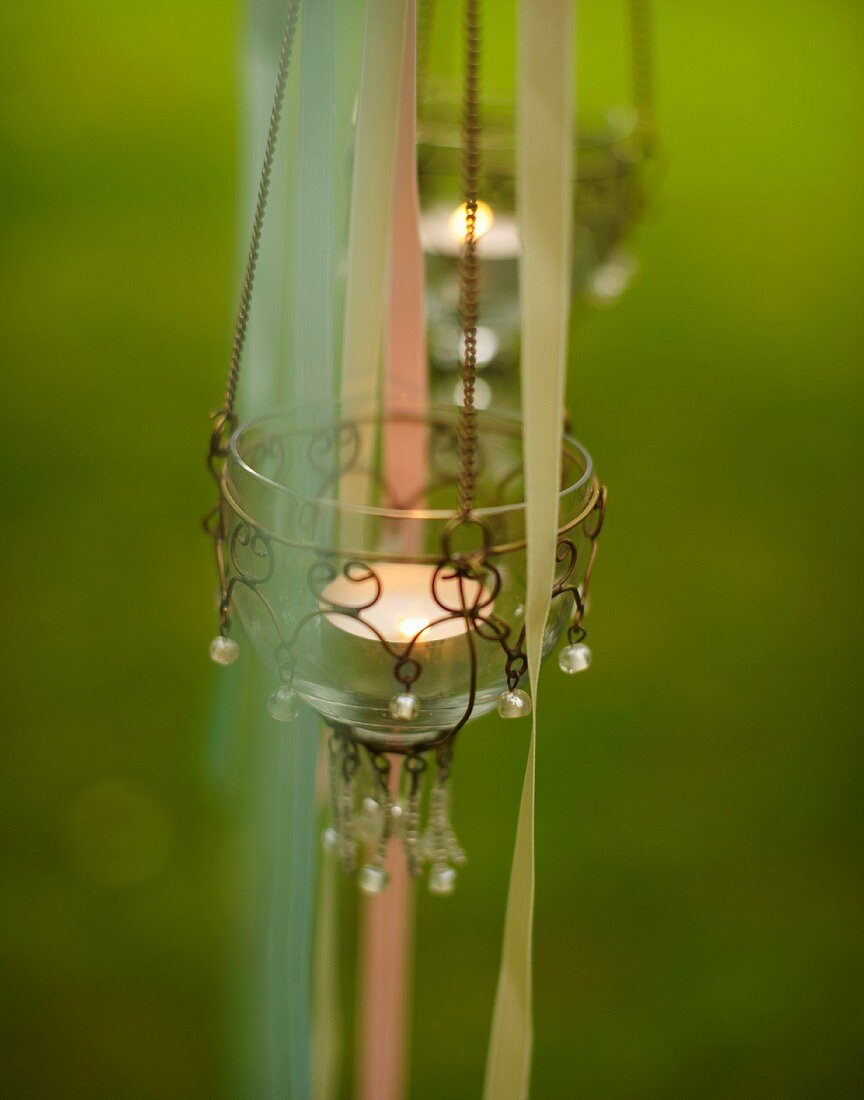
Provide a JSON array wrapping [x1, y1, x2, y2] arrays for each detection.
[[320, 562, 485, 643], [420, 201, 520, 259]]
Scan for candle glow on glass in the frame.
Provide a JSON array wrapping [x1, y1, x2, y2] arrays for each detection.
[[320, 562, 486, 643], [398, 615, 431, 639], [448, 199, 494, 243]]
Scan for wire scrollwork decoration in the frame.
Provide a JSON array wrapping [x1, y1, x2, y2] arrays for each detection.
[[211, 474, 606, 744]]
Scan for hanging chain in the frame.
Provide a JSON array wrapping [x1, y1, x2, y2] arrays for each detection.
[[629, 0, 655, 152], [456, 0, 481, 518], [219, 0, 301, 430], [204, 1, 301, 642]]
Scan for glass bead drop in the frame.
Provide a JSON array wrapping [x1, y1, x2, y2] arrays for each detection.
[[429, 865, 457, 895], [359, 864, 389, 895], [210, 635, 239, 665], [498, 688, 532, 719], [267, 684, 300, 722], [558, 642, 592, 675]]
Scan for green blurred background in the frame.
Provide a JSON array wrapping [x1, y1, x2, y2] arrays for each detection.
[[2, 1, 863, 1097]]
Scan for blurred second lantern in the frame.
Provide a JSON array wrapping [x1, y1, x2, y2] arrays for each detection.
[[418, 103, 649, 409]]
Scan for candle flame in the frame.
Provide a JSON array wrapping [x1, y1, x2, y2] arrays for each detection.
[[398, 616, 430, 640], [448, 200, 494, 244]]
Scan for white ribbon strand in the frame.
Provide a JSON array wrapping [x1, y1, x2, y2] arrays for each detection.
[[483, 2, 575, 1096]]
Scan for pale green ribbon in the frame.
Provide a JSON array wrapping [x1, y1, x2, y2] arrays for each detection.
[[483, 2, 575, 1098], [340, 0, 408, 412], [238, 2, 365, 1096], [312, 820, 341, 1100]]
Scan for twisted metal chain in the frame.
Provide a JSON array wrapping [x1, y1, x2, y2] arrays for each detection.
[[456, 0, 481, 518], [222, 0, 301, 421], [629, 0, 655, 146], [205, 1, 300, 641]]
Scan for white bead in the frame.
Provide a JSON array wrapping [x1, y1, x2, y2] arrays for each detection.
[[429, 865, 457, 895], [498, 688, 532, 719], [359, 864, 389, 895], [558, 642, 593, 675], [322, 827, 341, 852], [210, 635, 239, 665], [267, 684, 300, 722], [362, 796, 380, 815], [390, 802, 404, 820], [389, 692, 419, 721]]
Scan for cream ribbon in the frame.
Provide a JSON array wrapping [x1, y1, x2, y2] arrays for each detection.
[[483, 2, 575, 1098]]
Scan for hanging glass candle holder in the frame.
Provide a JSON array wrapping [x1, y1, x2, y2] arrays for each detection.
[[222, 401, 600, 737], [212, 400, 605, 891], [418, 104, 645, 409], [204, 0, 610, 895]]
